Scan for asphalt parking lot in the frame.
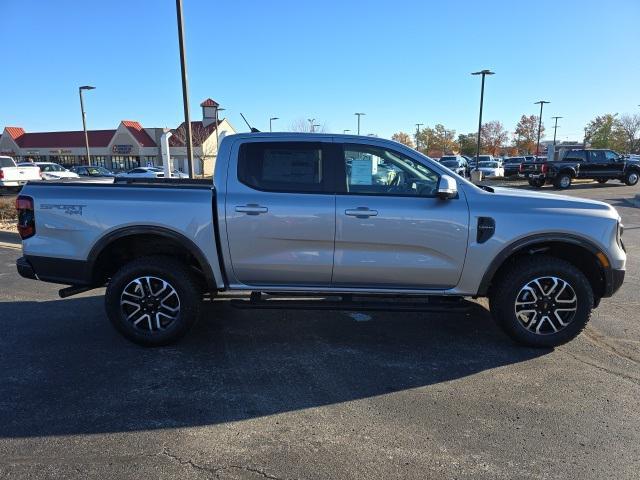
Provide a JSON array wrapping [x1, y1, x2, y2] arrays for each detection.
[[0, 181, 639, 479]]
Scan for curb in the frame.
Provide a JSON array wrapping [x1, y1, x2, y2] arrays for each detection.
[[0, 230, 20, 246]]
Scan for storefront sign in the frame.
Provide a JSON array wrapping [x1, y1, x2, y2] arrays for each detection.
[[112, 144, 133, 154], [49, 149, 72, 154]]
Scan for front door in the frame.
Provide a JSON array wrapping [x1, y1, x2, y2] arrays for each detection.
[[225, 141, 336, 287], [332, 143, 469, 289]]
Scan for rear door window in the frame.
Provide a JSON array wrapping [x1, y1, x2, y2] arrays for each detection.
[[0, 157, 16, 168], [238, 142, 329, 193]]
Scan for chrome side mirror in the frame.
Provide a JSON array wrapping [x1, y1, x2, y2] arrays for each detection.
[[437, 174, 458, 200]]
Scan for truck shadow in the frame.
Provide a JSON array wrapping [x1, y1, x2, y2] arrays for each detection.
[[0, 295, 547, 438]]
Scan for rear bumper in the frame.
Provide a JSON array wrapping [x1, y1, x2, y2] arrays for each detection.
[[16, 255, 93, 286], [604, 268, 625, 298]]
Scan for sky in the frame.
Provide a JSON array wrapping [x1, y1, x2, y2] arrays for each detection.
[[1, 0, 639, 142]]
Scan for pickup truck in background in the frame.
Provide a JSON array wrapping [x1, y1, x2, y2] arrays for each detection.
[[15, 133, 626, 348], [522, 148, 640, 189], [0, 156, 41, 189]]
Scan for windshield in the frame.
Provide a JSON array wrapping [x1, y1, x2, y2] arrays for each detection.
[[479, 161, 499, 168], [440, 160, 459, 167], [505, 157, 524, 163], [0, 157, 16, 168], [40, 163, 65, 172]]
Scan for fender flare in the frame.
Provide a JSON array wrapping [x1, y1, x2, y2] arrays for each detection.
[[477, 233, 608, 296], [87, 225, 217, 289]]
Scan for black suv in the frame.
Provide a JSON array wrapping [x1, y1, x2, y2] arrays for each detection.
[[526, 149, 640, 189]]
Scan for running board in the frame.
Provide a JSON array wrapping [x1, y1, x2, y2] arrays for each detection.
[[229, 292, 471, 313]]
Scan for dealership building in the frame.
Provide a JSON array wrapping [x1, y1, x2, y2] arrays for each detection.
[[0, 98, 235, 176]]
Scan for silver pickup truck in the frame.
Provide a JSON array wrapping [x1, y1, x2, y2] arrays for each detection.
[[15, 133, 626, 347]]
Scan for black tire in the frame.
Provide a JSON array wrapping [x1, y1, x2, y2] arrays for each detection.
[[105, 255, 202, 346], [624, 170, 639, 186], [528, 178, 543, 188], [596, 178, 608, 184], [489, 255, 594, 348], [553, 172, 572, 189]]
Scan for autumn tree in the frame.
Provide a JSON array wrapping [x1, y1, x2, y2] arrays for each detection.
[[514, 114, 543, 154], [481, 121, 509, 156], [391, 132, 415, 148], [418, 124, 456, 156], [415, 127, 433, 155], [457, 133, 477, 156], [615, 114, 640, 153], [584, 114, 622, 150]]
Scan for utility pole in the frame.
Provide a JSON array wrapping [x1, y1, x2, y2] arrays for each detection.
[[354, 112, 365, 135], [78, 85, 95, 166], [551, 116, 562, 146], [471, 70, 495, 171], [415, 123, 423, 151], [176, 0, 194, 178], [535, 100, 550, 156]]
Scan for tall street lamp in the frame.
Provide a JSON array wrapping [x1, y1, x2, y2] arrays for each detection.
[[269, 117, 279, 132], [78, 85, 95, 166], [415, 123, 423, 151], [343, 129, 351, 134], [176, 0, 194, 178], [354, 112, 365, 135], [471, 70, 494, 171], [551, 116, 562, 147], [535, 100, 550, 156]]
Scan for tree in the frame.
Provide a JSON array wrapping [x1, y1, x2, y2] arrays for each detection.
[[290, 118, 327, 133], [481, 121, 509, 156], [415, 127, 433, 155], [457, 133, 477, 156], [584, 114, 622, 150], [391, 132, 415, 148], [514, 114, 543, 154], [173, 123, 217, 177], [419, 124, 456, 156], [615, 114, 640, 153]]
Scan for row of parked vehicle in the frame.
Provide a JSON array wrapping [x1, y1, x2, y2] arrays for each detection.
[[437, 154, 539, 179], [0, 156, 188, 190]]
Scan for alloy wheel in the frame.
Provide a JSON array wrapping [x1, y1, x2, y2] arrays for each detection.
[[120, 276, 181, 332], [514, 276, 577, 335]]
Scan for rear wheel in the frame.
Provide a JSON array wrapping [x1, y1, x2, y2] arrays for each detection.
[[489, 256, 594, 347], [528, 178, 544, 188], [624, 170, 639, 186], [105, 255, 202, 346], [554, 173, 572, 189]]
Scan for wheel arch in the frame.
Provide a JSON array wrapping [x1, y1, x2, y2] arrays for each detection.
[[478, 234, 609, 302], [87, 225, 217, 290]]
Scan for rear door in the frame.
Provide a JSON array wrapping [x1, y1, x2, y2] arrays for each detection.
[[332, 142, 469, 289], [224, 140, 337, 287]]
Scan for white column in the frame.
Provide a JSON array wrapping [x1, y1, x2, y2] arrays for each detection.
[[160, 131, 173, 178]]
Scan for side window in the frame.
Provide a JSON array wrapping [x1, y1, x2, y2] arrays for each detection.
[[342, 144, 440, 197], [605, 151, 619, 162], [238, 142, 325, 193], [588, 151, 605, 162], [566, 150, 585, 161]]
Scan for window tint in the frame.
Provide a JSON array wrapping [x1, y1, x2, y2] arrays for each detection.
[[588, 151, 606, 163], [565, 150, 586, 161], [238, 142, 325, 192], [342, 144, 439, 197], [605, 151, 619, 161]]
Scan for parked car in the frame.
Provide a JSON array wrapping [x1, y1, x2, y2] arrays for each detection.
[[28, 162, 80, 181], [15, 133, 626, 349], [0, 156, 41, 189], [70, 166, 115, 178], [117, 167, 188, 179], [439, 155, 469, 177], [477, 160, 504, 178], [526, 149, 640, 189], [502, 157, 525, 177]]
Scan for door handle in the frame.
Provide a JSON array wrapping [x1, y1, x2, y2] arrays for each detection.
[[345, 207, 378, 218], [235, 204, 268, 215]]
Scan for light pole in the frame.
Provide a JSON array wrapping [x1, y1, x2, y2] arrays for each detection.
[[472, 70, 494, 170], [78, 85, 95, 166], [214, 106, 225, 172], [551, 116, 562, 147], [307, 118, 316, 132], [269, 117, 279, 132], [415, 123, 423, 151], [355, 112, 365, 135], [343, 129, 351, 134], [176, 0, 194, 178], [535, 100, 550, 156]]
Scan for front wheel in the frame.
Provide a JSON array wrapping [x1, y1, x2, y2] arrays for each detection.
[[105, 256, 202, 346], [624, 170, 639, 186], [489, 256, 594, 347]]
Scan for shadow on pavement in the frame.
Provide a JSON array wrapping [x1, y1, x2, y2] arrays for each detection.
[[0, 295, 547, 438]]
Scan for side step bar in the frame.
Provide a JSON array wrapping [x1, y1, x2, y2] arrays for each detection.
[[230, 292, 471, 313]]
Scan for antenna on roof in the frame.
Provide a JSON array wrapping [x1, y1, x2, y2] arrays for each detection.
[[240, 113, 260, 133]]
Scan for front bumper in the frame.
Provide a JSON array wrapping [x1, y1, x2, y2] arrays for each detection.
[[604, 268, 625, 297]]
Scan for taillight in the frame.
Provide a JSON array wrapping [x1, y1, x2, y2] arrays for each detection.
[[541, 163, 548, 173], [518, 163, 524, 172], [15, 195, 35, 240], [0, 169, 4, 180]]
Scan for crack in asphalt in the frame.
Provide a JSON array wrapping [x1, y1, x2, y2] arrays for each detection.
[[582, 328, 640, 365], [559, 349, 640, 385], [160, 448, 290, 479]]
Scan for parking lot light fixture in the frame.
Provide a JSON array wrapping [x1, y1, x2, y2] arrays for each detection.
[[471, 70, 494, 171], [535, 100, 550, 155], [551, 116, 563, 147], [79, 86, 95, 166], [355, 112, 366, 135], [269, 117, 279, 132], [343, 129, 351, 134], [415, 123, 423, 151]]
